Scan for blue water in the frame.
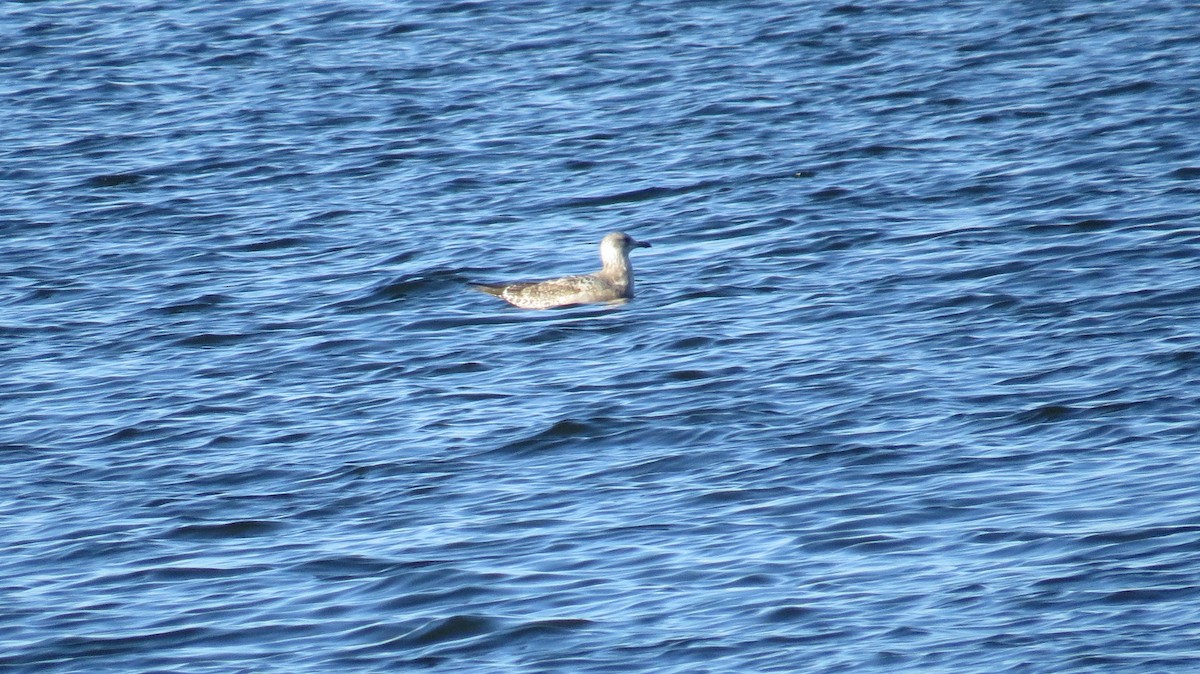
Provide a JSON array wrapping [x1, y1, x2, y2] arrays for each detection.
[[4, 1, 1200, 672]]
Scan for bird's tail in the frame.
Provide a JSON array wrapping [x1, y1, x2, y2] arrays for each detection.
[[471, 283, 506, 298]]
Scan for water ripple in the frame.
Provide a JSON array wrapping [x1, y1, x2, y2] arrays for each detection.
[[4, 0, 1200, 672]]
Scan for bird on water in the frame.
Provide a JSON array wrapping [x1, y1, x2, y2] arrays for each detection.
[[473, 231, 651, 309]]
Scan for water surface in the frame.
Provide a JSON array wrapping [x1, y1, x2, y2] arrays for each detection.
[[3, 1, 1200, 672]]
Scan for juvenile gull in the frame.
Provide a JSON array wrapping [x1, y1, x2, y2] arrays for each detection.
[[473, 231, 651, 309]]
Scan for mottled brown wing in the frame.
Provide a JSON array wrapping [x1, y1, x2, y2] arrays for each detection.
[[504, 275, 614, 309]]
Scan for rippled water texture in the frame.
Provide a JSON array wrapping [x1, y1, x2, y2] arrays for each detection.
[[4, 1, 1200, 672]]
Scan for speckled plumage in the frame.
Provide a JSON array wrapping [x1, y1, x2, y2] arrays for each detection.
[[473, 232, 651, 309]]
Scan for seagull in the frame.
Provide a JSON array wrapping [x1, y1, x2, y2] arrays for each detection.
[[473, 231, 651, 309]]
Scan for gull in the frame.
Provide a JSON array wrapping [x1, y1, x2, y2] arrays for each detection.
[[473, 231, 651, 309]]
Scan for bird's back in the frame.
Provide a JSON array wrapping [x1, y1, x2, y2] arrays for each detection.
[[473, 273, 626, 309]]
